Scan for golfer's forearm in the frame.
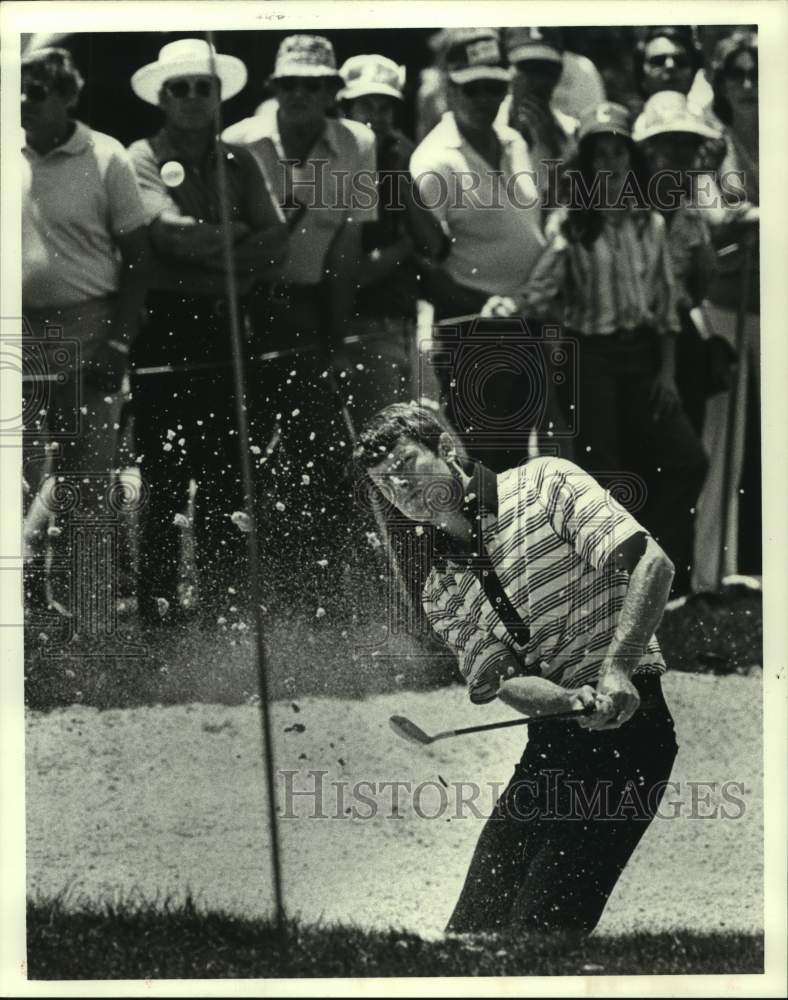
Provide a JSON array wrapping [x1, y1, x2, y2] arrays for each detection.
[[497, 676, 573, 717], [609, 539, 674, 672]]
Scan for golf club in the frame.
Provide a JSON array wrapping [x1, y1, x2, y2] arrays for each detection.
[[389, 706, 593, 746]]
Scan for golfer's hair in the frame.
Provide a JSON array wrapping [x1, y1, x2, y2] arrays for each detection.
[[353, 401, 447, 470], [22, 47, 84, 100]]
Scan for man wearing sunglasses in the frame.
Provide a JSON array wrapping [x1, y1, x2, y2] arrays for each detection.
[[635, 26, 704, 101], [21, 46, 151, 617], [127, 39, 287, 629]]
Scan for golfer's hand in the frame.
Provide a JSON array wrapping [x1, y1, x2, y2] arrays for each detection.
[[650, 370, 681, 421], [584, 664, 641, 731], [567, 685, 601, 725]]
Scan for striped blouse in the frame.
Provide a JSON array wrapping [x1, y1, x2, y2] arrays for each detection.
[[423, 458, 666, 704], [521, 208, 681, 336]]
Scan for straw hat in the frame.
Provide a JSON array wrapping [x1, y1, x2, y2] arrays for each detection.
[[131, 38, 247, 105]]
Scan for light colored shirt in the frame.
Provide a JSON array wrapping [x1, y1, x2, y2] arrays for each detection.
[[423, 458, 666, 703], [127, 130, 283, 295], [222, 109, 377, 286], [522, 208, 681, 335], [410, 112, 545, 297], [664, 207, 711, 311], [22, 121, 149, 310]]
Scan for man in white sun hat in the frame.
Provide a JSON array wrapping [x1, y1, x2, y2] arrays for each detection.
[[127, 38, 287, 629], [634, 90, 723, 437]]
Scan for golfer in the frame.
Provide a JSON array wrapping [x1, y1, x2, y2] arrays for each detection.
[[355, 401, 679, 935]]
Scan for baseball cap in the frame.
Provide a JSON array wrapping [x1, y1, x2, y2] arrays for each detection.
[[577, 101, 633, 144], [633, 91, 722, 142], [444, 29, 512, 85], [339, 54, 405, 101], [505, 26, 564, 64]]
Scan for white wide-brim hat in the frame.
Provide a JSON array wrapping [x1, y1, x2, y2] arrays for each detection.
[[131, 38, 247, 105]]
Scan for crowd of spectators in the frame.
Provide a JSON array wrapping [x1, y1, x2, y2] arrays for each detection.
[[20, 25, 760, 629]]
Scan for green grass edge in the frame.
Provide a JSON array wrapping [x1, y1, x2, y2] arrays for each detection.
[[27, 894, 764, 980]]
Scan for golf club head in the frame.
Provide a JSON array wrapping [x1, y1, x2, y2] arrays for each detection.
[[389, 715, 433, 745]]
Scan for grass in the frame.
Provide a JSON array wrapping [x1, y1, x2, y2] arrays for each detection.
[[24, 581, 762, 712], [26, 896, 763, 979]]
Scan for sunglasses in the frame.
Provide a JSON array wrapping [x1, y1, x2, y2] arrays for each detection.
[[726, 66, 758, 85], [461, 80, 509, 99], [21, 81, 51, 102], [276, 77, 326, 93], [164, 78, 216, 99], [645, 52, 691, 70]]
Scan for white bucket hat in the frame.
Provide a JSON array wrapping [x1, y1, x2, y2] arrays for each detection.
[[268, 34, 342, 82], [338, 55, 406, 101], [131, 38, 247, 105]]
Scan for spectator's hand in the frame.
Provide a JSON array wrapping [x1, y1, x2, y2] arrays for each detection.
[[514, 96, 554, 144], [741, 205, 759, 226], [481, 295, 519, 318], [650, 370, 681, 421], [582, 663, 641, 731]]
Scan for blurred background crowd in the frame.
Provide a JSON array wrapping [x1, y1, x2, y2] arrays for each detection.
[[20, 24, 760, 636]]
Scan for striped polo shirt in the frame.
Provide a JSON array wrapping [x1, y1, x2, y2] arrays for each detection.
[[423, 457, 666, 704], [521, 208, 681, 336]]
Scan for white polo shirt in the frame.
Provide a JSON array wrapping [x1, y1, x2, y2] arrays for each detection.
[[410, 111, 545, 298], [22, 121, 150, 310], [222, 107, 377, 286]]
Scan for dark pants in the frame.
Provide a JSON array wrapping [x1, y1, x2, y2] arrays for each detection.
[[130, 292, 248, 623], [447, 674, 678, 934], [675, 311, 708, 437], [429, 311, 575, 473], [247, 288, 357, 599], [573, 329, 708, 596]]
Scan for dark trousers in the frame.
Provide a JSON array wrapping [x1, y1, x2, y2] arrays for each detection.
[[130, 293, 248, 623], [247, 291, 357, 601], [573, 329, 708, 596], [447, 674, 678, 934], [429, 312, 575, 473], [675, 311, 708, 437]]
